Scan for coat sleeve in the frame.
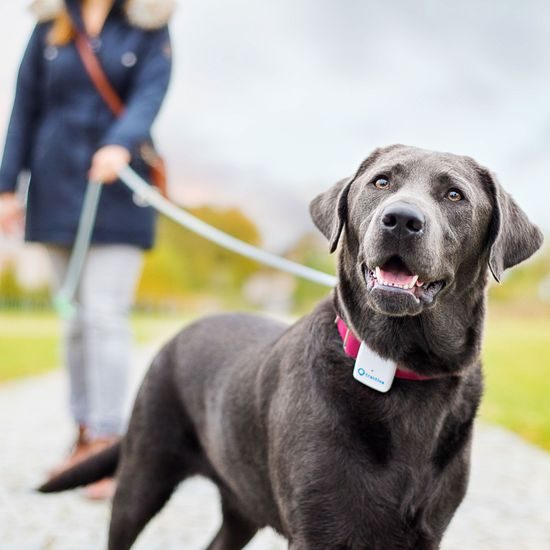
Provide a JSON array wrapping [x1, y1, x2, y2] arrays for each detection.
[[0, 25, 44, 193], [100, 27, 172, 153]]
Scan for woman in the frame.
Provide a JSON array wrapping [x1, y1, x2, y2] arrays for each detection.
[[0, 0, 174, 498]]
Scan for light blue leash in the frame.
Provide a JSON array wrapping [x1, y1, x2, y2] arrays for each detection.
[[54, 168, 336, 318], [118, 166, 337, 288], [53, 182, 102, 319]]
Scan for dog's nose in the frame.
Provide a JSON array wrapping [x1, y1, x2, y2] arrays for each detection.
[[381, 202, 425, 237]]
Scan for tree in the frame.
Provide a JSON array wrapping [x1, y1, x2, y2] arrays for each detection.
[[137, 207, 262, 306]]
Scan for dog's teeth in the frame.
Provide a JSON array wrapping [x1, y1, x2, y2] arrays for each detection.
[[373, 268, 422, 289]]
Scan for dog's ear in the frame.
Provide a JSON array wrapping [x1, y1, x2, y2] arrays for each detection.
[[480, 169, 544, 282], [309, 177, 353, 253], [309, 148, 386, 253]]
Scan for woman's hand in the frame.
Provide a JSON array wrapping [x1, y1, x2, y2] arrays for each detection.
[[0, 192, 24, 234], [89, 145, 131, 184]]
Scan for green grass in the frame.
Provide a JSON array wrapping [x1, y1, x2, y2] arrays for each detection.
[[0, 311, 186, 383], [1, 310, 550, 451], [480, 313, 550, 450], [0, 311, 60, 381]]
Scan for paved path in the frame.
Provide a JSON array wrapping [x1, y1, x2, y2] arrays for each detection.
[[1, 343, 549, 549]]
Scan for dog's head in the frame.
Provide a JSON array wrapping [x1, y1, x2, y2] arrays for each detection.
[[311, 145, 543, 318]]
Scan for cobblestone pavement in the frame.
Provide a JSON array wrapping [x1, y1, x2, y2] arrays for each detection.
[[1, 343, 549, 550]]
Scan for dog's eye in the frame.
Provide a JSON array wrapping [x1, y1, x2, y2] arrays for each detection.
[[446, 189, 463, 202], [373, 177, 390, 190]]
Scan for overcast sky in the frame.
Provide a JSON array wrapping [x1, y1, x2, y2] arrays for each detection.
[[1, 0, 549, 249]]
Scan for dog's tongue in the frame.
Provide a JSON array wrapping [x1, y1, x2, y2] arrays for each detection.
[[378, 258, 417, 287], [379, 268, 416, 286]]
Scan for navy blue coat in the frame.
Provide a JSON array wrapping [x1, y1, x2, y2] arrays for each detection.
[[0, 0, 172, 248]]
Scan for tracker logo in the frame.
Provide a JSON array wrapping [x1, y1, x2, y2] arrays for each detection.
[[356, 368, 385, 385]]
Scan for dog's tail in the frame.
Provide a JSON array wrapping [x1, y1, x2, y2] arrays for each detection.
[[37, 441, 121, 493]]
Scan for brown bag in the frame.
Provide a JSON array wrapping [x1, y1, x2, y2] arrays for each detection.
[[74, 32, 168, 197]]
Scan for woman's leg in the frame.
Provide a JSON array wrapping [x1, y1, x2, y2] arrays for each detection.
[[45, 245, 89, 429], [79, 244, 143, 439]]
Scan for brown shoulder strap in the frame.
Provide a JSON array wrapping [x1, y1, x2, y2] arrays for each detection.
[[74, 32, 125, 117]]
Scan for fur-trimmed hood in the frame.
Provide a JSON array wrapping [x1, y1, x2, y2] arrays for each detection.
[[29, 0, 176, 30]]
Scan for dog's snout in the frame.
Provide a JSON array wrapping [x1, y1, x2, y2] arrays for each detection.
[[381, 202, 425, 237]]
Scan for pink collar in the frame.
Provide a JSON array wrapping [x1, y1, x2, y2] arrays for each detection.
[[335, 316, 436, 381]]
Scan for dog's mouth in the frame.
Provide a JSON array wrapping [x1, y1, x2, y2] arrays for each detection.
[[363, 256, 446, 305]]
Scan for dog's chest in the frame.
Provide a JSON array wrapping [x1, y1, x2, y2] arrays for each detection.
[[280, 441, 449, 549], [274, 362, 467, 544]]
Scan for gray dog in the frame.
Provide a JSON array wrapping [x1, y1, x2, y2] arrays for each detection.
[[41, 145, 543, 550]]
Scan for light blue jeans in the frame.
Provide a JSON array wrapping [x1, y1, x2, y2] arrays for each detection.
[[47, 244, 143, 438]]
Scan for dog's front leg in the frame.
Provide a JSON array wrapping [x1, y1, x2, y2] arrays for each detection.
[[204, 496, 258, 550]]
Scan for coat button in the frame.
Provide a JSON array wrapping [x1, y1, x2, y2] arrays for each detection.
[[44, 46, 58, 60], [121, 52, 137, 67]]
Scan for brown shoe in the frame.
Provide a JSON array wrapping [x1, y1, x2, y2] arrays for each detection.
[[48, 425, 92, 478], [80, 436, 120, 501]]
